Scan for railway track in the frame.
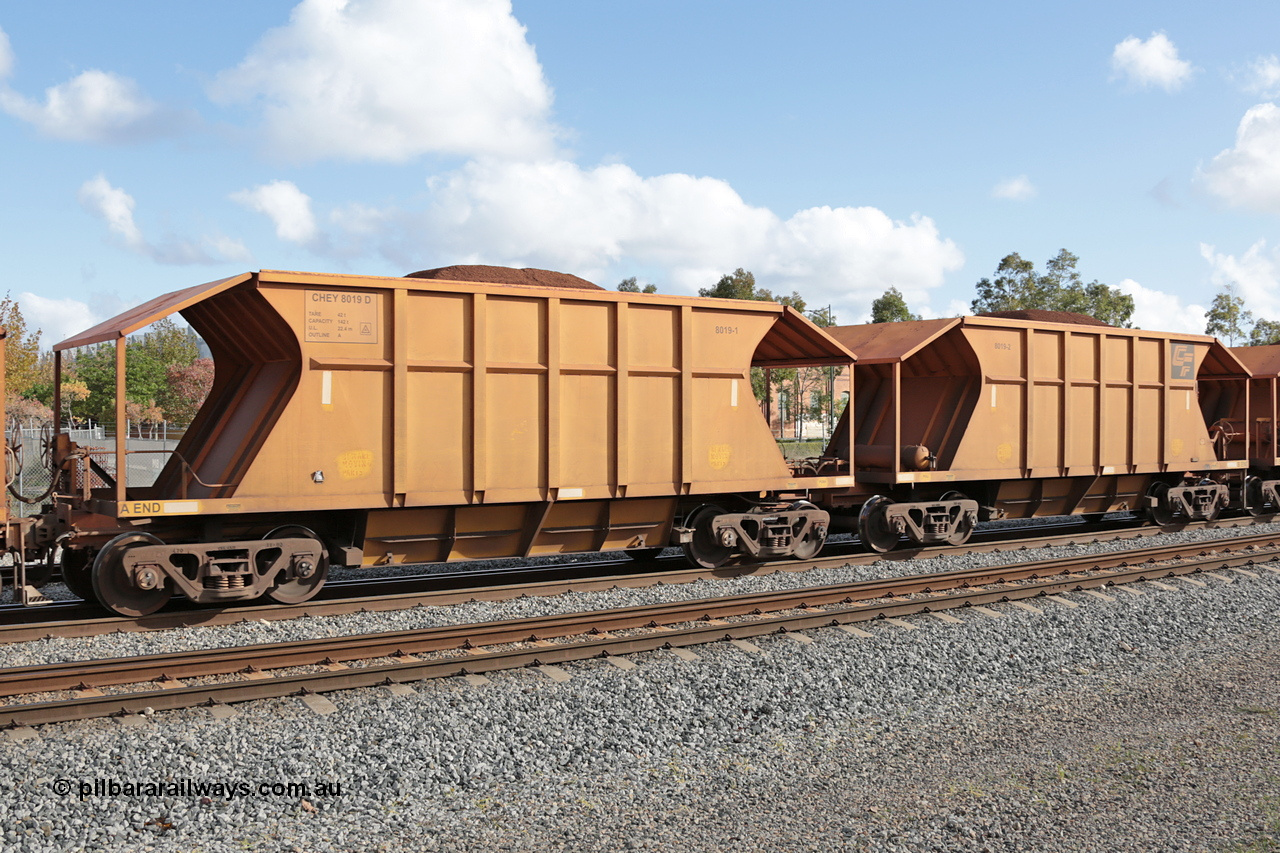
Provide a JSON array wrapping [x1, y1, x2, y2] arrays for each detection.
[[1, 530, 1277, 728], [1, 513, 1273, 644]]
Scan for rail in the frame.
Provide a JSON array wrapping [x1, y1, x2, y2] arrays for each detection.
[[0, 539, 1275, 726]]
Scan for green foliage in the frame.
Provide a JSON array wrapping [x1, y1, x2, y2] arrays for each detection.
[[616, 277, 657, 293], [696, 269, 844, 438], [699, 268, 806, 312], [806, 305, 837, 328], [73, 319, 203, 425], [1250, 318, 1280, 346], [0, 294, 43, 396], [971, 249, 1135, 327], [1205, 284, 1255, 345], [870, 287, 921, 323]]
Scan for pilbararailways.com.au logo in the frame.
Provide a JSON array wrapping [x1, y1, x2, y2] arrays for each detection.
[[51, 778, 344, 801]]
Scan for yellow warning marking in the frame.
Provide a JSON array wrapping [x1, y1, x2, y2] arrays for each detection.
[[708, 444, 731, 470], [337, 450, 373, 480], [117, 500, 202, 517]]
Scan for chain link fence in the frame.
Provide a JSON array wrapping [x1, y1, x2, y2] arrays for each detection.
[[6, 426, 186, 515]]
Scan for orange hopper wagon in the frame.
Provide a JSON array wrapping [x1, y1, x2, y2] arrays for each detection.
[[40, 268, 854, 615]]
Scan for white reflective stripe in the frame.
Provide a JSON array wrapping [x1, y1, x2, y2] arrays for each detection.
[[991, 385, 997, 407], [1186, 390, 1191, 410], [730, 379, 739, 408], [559, 487, 584, 498], [322, 370, 332, 406]]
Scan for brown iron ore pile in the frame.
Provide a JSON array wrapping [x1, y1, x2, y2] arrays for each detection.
[[406, 265, 604, 290]]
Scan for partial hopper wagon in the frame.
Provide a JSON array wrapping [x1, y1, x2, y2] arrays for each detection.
[[1225, 343, 1280, 514], [37, 268, 856, 615], [818, 312, 1252, 551]]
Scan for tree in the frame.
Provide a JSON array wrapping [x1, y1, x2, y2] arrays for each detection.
[[1204, 284, 1253, 345], [60, 379, 90, 427], [73, 318, 204, 425], [1249, 318, 1280, 346], [700, 268, 806, 312], [870, 287, 921, 323], [971, 252, 1040, 313], [5, 391, 51, 426], [0, 294, 43, 397], [971, 249, 1135, 327], [699, 269, 810, 433], [163, 358, 215, 423], [616, 277, 657, 294]]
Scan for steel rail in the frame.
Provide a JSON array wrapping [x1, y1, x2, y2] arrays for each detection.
[[1, 514, 1274, 645], [1, 540, 1277, 726]]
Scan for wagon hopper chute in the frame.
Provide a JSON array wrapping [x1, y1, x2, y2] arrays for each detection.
[[1226, 343, 1280, 514], [41, 268, 855, 614], [820, 312, 1251, 551]]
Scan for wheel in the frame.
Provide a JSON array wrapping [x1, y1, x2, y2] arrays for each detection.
[[1146, 482, 1175, 526], [681, 505, 733, 569], [790, 511, 827, 561], [5, 419, 57, 505], [61, 547, 95, 601], [858, 495, 900, 554], [939, 491, 974, 547], [1201, 482, 1224, 522], [623, 547, 665, 561], [263, 525, 329, 605], [1245, 476, 1270, 518], [91, 532, 171, 617]]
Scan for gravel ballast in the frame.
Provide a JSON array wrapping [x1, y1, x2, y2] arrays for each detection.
[[1, 520, 1278, 851]]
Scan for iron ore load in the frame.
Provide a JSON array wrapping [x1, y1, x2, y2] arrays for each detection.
[[1, 267, 1274, 617]]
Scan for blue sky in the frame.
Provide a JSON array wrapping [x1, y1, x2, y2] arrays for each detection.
[[2, 1, 1279, 347]]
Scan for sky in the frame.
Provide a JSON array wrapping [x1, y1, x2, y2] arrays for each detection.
[[2, 1, 1279, 348]]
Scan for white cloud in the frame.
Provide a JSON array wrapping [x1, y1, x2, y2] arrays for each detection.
[[0, 26, 13, 79], [991, 175, 1036, 201], [1111, 32, 1194, 92], [210, 0, 558, 163], [1238, 55, 1280, 98], [403, 158, 963, 322], [232, 180, 318, 244], [1199, 103, 1280, 214], [1117, 278, 1206, 333], [0, 24, 183, 143], [78, 175, 146, 251], [78, 175, 251, 266], [0, 70, 159, 142], [1200, 240, 1280, 321], [16, 292, 102, 349]]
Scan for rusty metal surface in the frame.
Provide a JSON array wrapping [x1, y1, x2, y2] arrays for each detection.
[[824, 318, 959, 365], [825, 314, 1253, 514], [0, 542, 1275, 727], [1, 514, 1273, 645], [52, 270, 854, 552], [51, 274, 253, 351], [1231, 344, 1280, 377], [1229, 345, 1280, 466]]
